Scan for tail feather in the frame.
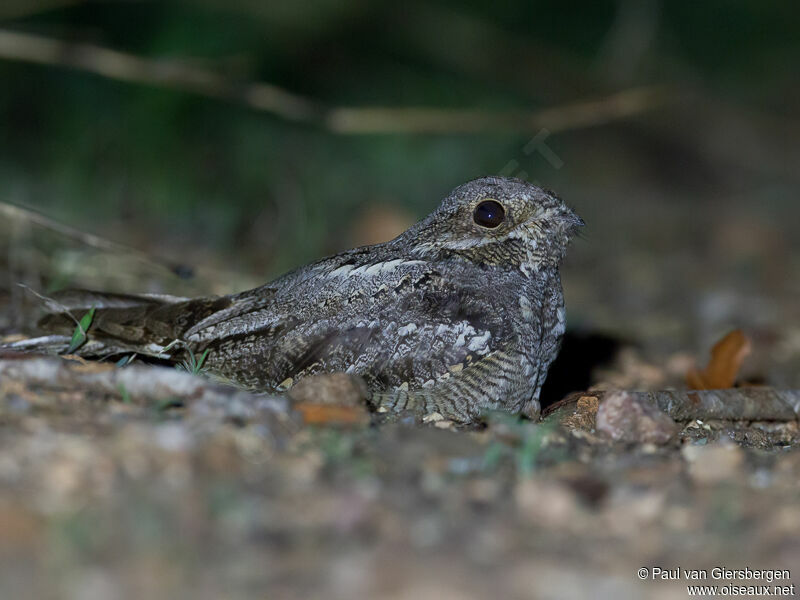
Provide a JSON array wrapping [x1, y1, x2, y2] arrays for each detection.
[[41, 289, 189, 311], [23, 289, 196, 358], [6, 288, 233, 360]]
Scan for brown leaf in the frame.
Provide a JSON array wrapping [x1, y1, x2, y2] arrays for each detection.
[[294, 403, 369, 425], [556, 394, 600, 431], [286, 374, 371, 425], [687, 329, 752, 390]]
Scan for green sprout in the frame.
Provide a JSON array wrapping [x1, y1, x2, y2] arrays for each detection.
[[481, 418, 558, 478], [115, 353, 137, 367], [66, 307, 96, 354], [175, 348, 211, 375], [118, 383, 132, 404]]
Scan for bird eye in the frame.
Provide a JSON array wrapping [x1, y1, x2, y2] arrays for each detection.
[[473, 200, 505, 228]]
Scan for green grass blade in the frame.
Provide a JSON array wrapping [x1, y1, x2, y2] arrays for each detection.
[[195, 348, 210, 372], [66, 307, 96, 354]]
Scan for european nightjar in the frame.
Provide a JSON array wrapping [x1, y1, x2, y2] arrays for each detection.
[[12, 177, 583, 423]]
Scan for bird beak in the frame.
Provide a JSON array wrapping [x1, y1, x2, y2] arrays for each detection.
[[560, 207, 585, 233]]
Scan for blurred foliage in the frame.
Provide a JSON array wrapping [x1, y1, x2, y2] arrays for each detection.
[[0, 0, 798, 280]]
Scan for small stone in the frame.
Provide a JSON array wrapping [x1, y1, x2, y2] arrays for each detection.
[[466, 478, 501, 504], [682, 440, 744, 484], [602, 488, 666, 535], [515, 479, 580, 527], [596, 391, 678, 444], [287, 373, 369, 407], [422, 412, 444, 423]]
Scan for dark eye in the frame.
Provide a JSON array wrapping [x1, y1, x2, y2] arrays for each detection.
[[473, 200, 505, 228]]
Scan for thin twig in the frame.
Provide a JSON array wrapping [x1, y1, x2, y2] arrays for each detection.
[[0, 28, 677, 134], [326, 87, 675, 133], [15, 284, 80, 327], [0, 0, 84, 20], [0, 29, 322, 123], [545, 389, 800, 422], [0, 200, 193, 277]]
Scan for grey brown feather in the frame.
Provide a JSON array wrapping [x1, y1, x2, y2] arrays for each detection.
[[11, 177, 583, 423]]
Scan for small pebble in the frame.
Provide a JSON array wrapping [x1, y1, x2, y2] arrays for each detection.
[[596, 391, 679, 444], [681, 441, 744, 484], [287, 373, 369, 406]]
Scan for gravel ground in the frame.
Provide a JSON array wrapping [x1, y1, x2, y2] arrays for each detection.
[[0, 352, 797, 600]]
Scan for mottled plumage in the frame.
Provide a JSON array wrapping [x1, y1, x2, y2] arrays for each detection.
[[13, 177, 583, 423]]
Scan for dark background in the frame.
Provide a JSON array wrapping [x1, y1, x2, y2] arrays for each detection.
[[1, 4, 800, 599], [1, 0, 799, 383]]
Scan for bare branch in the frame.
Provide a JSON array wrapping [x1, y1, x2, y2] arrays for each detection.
[[326, 87, 675, 134], [0, 28, 676, 134], [545, 388, 800, 423], [0, 29, 322, 123], [0, 0, 84, 21]]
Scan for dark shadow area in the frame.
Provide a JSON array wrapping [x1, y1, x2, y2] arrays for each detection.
[[539, 330, 623, 409]]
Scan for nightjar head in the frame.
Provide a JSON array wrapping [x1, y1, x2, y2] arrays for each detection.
[[404, 176, 583, 271]]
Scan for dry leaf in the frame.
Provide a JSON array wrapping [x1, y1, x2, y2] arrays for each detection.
[[687, 329, 751, 390], [558, 394, 600, 431], [294, 403, 369, 425], [288, 374, 370, 425]]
